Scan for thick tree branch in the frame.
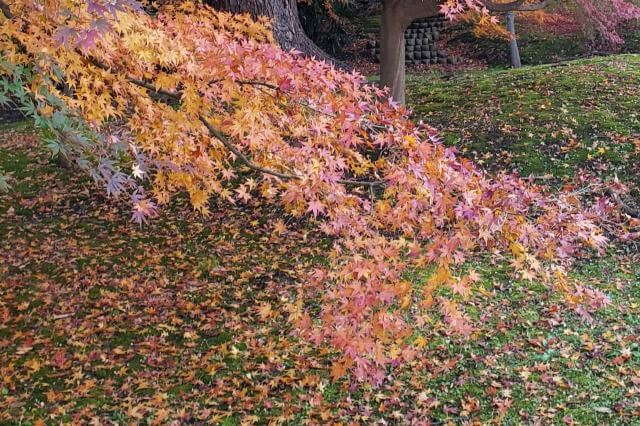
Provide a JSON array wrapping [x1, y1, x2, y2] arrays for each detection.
[[480, 0, 556, 12], [0, 0, 12, 19], [479, 0, 525, 12], [389, 0, 440, 26]]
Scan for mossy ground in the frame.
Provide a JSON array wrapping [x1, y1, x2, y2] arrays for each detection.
[[408, 55, 640, 187], [1, 56, 640, 424]]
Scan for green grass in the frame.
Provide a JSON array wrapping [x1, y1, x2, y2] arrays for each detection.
[[407, 55, 640, 186]]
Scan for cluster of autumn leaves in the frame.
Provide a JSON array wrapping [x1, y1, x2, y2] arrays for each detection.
[[0, 0, 619, 384]]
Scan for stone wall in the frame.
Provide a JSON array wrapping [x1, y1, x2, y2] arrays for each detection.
[[369, 15, 459, 65]]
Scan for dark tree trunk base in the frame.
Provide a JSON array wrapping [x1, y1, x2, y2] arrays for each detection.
[[207, 0, 336, 64]]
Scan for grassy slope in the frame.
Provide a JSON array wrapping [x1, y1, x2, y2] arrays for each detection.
[[1, 57, 640, 424], [408, 55, 640, 186]]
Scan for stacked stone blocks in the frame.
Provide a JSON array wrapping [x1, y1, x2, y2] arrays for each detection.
[[369, 15, 459, 65]]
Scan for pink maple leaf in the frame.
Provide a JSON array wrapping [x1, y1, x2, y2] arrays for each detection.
[[307, 199, 325, 217]]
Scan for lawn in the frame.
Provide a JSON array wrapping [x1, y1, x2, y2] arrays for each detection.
[[1, 56, 640, 424], [408, 55, 640, 186]]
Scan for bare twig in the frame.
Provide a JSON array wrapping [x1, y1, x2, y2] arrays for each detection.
[[126, 77, 181, 100], [608, 190, 640, 218], [52, 313, 73, 320]]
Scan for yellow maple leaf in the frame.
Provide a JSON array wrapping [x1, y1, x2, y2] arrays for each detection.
[[257, 302, 273, 321], [428, 266, 451, 287], [24, 358, 41, 373], [413, 335, 428, 349], [510, 242, 526, 260]]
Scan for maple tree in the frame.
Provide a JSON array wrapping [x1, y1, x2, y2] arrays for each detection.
[[0, 0, 619, 385]]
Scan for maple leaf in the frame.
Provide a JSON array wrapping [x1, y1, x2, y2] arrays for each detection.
[[468, 269, 481, 282], [307, 199, 325, 217], [0, 171, 10, 192], [273, 220, 287, 235], [24, 358, 41, 373], [132, 164, 145, 179], [413, 335, 428, 349], [257, 302, 273, 321], [451, 279, 471, 299], [235, 186, 252, 203], [330, 360, 348, 382], [54, 27, 77, 48], [77, 28, 100, 52]]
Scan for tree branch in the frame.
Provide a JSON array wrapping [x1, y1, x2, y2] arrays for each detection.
[[199, 115, 384, 188], [3, 3, 384, 190], [479, 0, 556, 12], [0, 0, 13, 19], [479, 0, 525, 12], [92, 64, 383, 187], [127, 77, 182, 100], [198, 115, 299, 181], [608, 190, 640, 219], [393, 0, 441, 25], [124, 75, 384, 187], [94, 62, 385, 188]]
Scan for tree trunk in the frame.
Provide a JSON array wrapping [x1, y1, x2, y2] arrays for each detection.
[[379, 0, 440, 104], [506, 11, 522, 68], [207, 0, 333, 62], [380, 3, 407, 104]]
